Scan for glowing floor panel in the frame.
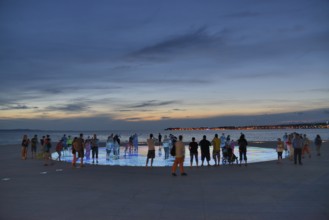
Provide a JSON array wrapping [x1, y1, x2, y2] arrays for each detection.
[[53, 146, 283, 167]]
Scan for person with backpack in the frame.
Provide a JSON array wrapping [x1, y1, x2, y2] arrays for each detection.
[[238, 134, 248, 166], [171, 135, 187, 176]]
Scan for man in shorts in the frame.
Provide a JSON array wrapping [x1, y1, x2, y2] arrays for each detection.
[[73, 133, 85, 168], [212, 134, 221, 166], [146, 134, 155, 167], [189, 137, 198, 167], [199, 135, 211, 166]]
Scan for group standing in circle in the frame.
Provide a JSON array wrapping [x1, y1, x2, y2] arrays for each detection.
[[19, 132, 324, 172]]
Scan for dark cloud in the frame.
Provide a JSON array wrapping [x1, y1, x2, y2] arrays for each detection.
[[123, 117, 144, 121], [128, 100, 179, 108], [0, 104, 37, 111], [1, 108, 328, 130], [45, 103, 89, 112], [126, 27, 222, 61]]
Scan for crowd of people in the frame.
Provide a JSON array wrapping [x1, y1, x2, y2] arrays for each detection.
[[20, 132, 323, 171], [278, 132, 323, 165]]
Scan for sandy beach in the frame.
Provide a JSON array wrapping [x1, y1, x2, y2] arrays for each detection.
[[1, 141, 328, 220]]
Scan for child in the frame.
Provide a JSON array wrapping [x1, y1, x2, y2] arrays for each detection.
[[56, 139, 63, 161], [276, 138, 284, 164]]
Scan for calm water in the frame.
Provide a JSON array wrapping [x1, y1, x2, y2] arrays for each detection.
[[0, 129, 328, 145]]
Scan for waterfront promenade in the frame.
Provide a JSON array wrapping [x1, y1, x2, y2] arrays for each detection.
[[1, 141, 328, 220]]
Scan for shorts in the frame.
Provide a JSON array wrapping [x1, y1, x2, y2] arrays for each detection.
[[147, 150, 155, 159], [77, 150, 84, 158], [31, 146, 37, 152], [201, 152, 210, 161]]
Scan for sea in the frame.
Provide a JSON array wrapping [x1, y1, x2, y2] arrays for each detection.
[[1, 128, 328, 146]]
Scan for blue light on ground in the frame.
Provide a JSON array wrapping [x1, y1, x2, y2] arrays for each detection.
[[52, 145, 283, 167]]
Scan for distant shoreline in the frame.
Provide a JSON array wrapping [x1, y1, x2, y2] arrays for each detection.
[[165, 122, 329, 131], [1, 122, 328, 132]]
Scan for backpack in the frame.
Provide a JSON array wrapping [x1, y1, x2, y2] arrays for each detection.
[[170, 145, 176, 156]]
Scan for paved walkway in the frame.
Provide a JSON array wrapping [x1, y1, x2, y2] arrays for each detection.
[[1, 141, 328, 220]]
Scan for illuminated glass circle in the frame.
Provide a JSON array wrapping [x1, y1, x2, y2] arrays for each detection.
[[52, 145, 282, 167]]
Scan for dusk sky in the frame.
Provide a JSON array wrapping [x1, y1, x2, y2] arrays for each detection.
[[1, 0, 328, 130]]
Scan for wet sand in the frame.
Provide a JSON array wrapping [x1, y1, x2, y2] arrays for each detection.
[[0, 141, 328, 220]]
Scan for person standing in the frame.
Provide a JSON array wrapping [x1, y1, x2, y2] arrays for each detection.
[[302, 134, 311, 158], [220, 133, 226, 148], [30, 134, 38, 159], [71, 137, 78, 167], [171, 135, 187, 176], [44, 135, 52, 166], [163, 135, 170, 159], [189, 137, 199, 167], [158, 133, 162, 145], [113, 134, 121, 159], [292, 133, 303, 165], [85, 136, 91, 160], [238, 134, 248, 166], [212, 134, 221, 166], [55, 139, 64, 161], [287, 134, 294, 161], [91, 134, 99, 164], [199, 135, 211, 166], [276, 138, 284, 164], [146, 134, 155, 167], [106, 134, 114, 160], [21, 135, 30, 160], [72, 133, 85, 168], [314, 134, 322, 156], [283, 132, 288, 156], [74, 133, 85, 167], [61, 134, 68, 156], [66, 135, 73, 153], [133, 133, 138, 153]]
